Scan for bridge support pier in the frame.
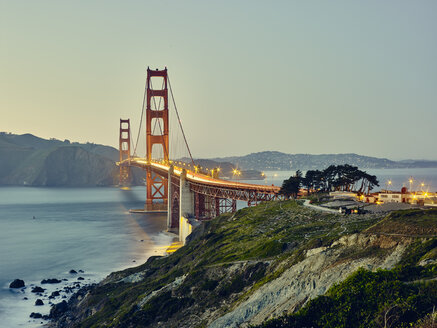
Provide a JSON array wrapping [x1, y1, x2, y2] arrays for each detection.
[[179, 169, 195, 242], [167, 165, 174, 231], [167, 165, 179, 233], [179, 169, 195, 218]]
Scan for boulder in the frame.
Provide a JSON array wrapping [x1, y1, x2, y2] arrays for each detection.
[[35, 299, 44, 306], [51, 291, 60, 297], [77, 277, 84, 281], [9, 279, 25, 288], [69, 269, 77, 274], [49, 300, 68, 319], [30, 312, 42, 319], [41, 278, 62, 284], [31, 286, 45, 293]]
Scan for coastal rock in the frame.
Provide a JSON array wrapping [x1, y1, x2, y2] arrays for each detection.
[[50, 300, 69, 319], [77, 277, 84, 281], [63, 287, 73, 293], [41, 278, 62, 284], [9, 279, 25, 288], [51, 291, 60, 297], [31, 286, 45, 293], [35, 299, 44, 306], [69, 269, 77, 274], [30, 312, 42, 318]]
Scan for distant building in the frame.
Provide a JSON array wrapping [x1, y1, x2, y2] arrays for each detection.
[[361, 194, 378, 203], [373, 189, 437, 206], [404, 191, 437, 206], [378, 191, 404, 203]]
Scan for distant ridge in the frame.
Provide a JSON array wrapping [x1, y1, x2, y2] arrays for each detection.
[[2, 133, 436, 186], [209, 151, 437, 171], [0, 132, 143, 186]]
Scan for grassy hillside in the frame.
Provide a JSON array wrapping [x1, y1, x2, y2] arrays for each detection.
[[50, 204, 437, 328]]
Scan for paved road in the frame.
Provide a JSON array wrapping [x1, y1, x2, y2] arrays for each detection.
[[302, 199, 340, 214]]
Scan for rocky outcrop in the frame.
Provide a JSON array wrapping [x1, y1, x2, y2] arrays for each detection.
[[42, 278, 62, 284], [31, 286, 45, 293], [35, 299, 44, 306], [208, 234, 411, 328], [9, 279, 25, 288]]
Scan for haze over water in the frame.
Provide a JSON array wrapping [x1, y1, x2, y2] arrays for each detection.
[[0, 187, 173, 327]]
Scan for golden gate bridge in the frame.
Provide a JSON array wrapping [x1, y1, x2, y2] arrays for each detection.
[[118, 68, 281, 239]]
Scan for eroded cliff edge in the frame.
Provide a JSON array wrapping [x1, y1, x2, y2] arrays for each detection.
[[49, 202, 437, 328]]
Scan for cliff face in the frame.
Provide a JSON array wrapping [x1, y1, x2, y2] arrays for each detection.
[[0, 133, 144, 186], [49, 204, 437, 328], [32, 146, 117, 186], [209, 234, 410, 328]]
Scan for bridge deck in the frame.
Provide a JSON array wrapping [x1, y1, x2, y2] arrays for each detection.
[[121, 158, 280, 193]]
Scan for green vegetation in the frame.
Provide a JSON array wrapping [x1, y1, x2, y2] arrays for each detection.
[[255, 216, 437, 328], [55, 202, 437, 328], [256, 239, 437, 328], [365, 208, 437, 236], [255, 266, 437, 328]]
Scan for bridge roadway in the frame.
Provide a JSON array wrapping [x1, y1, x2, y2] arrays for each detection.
[[121, 158, 281, 202]]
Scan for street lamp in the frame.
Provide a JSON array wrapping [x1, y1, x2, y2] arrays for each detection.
[[386, 180, 392, 192]]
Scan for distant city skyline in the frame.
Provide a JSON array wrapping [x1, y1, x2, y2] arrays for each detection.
[[1, 1, 436, 160]]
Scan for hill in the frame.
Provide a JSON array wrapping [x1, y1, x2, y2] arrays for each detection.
[[177, 157, 264, 179], [48, 204, 437, 328], [0, 133, 143, 186], [211, 151, 437, 170]]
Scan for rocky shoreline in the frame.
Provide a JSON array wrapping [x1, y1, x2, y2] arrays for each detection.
[[41, 203, 437, 327], [8, 269, 97, 326]]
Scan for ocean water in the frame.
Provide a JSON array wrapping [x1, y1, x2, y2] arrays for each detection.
[[1, 168, 436, 327], [259, 168, 437, 192], [0, 187, 173, 327]]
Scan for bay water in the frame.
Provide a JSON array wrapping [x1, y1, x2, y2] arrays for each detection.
[[0, 168, 436, 327], [0, 186, 173, 327]]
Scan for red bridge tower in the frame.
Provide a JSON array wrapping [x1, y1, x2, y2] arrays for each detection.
[[145, 68, 169, 211], [119, 119, 131, 186]]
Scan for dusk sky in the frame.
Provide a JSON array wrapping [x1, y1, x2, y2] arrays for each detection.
[[1, 1, 436, 160]]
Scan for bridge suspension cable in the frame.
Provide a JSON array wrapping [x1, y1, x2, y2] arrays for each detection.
[[168, 74, 195, 167], [133, 79, 147, 157]]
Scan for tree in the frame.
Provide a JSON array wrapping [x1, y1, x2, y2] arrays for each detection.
[[301, 165, 379, 195], [280, 175, 302, 199]]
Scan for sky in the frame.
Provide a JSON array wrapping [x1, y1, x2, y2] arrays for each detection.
[[1, 1, 436, 160]]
